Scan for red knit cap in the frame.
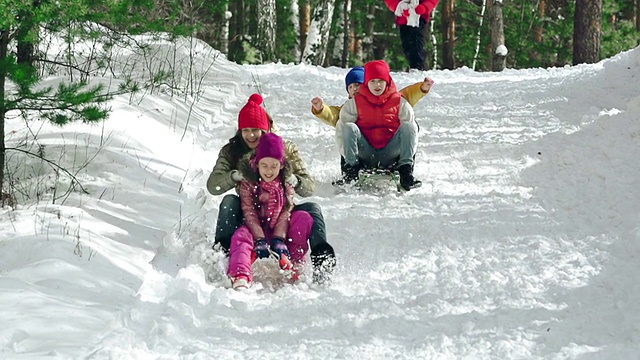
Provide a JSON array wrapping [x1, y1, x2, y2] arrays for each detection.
[[238, 93, 269, 131], [255, 132, 285, 164], [364, 60, 392, 85]]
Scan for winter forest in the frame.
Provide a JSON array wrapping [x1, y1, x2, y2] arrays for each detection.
[[177, 0, 638, 71]]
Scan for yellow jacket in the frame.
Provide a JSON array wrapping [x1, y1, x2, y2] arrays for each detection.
[[311, 81, 429, 127]]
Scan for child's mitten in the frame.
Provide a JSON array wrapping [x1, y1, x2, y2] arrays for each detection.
[[254, 239, 270, 259], [270, 237, 290, 258]]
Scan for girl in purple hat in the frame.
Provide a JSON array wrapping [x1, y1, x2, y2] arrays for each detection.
[[227, 132, 313, 289]]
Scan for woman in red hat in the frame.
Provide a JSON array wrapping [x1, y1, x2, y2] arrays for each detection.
[[207, 94, 335, 284]]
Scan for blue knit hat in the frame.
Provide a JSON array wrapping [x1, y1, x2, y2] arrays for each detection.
[[344, 66, 365, 92]]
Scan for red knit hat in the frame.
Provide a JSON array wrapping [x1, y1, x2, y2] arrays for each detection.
[[255, 132, 285, 164], [364, 60, 392, 85], [238, 94, 269, 131]]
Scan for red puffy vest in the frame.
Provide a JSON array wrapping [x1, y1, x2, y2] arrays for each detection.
[[354, 89, 402, 149]]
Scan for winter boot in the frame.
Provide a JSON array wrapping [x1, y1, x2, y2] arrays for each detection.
[[343, 163, 360, 183], [398, 164, 422, 191], [332, 161, 361, 186], [311, 243, 336, 285], [232, 275, 251, 290]]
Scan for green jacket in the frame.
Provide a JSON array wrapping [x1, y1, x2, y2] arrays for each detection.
[[207, 134, 315, 197]]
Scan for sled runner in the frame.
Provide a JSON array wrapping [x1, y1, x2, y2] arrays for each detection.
[[333, 168, 417, 194], [355, 169, 402, 192]]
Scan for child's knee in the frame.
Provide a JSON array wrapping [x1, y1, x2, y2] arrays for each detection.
[[291, 210, 313, 225], [343, 122, 360, 137]]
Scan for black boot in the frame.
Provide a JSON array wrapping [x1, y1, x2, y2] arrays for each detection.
[[311, 243, 336, 285], [342, 163, 360, 183], [398, 164, 422, 191]]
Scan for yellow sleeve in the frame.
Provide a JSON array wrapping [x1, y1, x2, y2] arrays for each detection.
[[399, 82, 429, 108], [311, 103, 342, 127]]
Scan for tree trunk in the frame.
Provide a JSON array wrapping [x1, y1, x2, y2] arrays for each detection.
[[302, 0, 335, 65], [299, 1, 311, 60], [489, 0, 506, 71], [528, 0, 546, 64], [290, 0, 301, 61], [441, 0, 456, 69], [341, 0, 352, 67], [637, 0, 640, 30], [0, 30, 7, 193], [16, 0, 41, 67], [573, 0, 602, 65], [228, 0, 246, 63], [533, 0, 546, 43], [361, 4, 376, 62], [257, 0, 277, 62]]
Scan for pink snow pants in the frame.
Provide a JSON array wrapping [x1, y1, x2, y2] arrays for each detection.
[[227, 210, 313, 280]]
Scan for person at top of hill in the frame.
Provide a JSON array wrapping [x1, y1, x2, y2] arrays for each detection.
[[384, 0, 440, 70], [206, 93, 335, 284], [227, 132, 313, 289], [310, 66, 434, 178], [336, 60, 422, 191]]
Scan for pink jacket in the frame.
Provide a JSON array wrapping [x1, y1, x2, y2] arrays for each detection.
[[384, 0, 439, 25], [239, 179, 295, 240]]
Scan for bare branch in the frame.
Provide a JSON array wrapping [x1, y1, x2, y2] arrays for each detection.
[[5, 147, 89, 195]]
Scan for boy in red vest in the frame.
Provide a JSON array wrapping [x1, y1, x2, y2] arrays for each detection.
[[336, 60, 422, 191]]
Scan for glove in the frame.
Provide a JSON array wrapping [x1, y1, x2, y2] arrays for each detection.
[[415, 4, 426, 14], [270, 237, 290, 258], [311, 97, 324, 111], [396, 16, 408, 26], [230, 170, 244, 182], [286, 174, 298, 187], [254, 239, 270, 259], [395, 1, 409, 16]]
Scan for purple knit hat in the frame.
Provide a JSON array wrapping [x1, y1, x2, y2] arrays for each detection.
[[255, 132, 285, 164]]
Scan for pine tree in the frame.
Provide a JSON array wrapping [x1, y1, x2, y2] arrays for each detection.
[[0, 0, 188, 203]]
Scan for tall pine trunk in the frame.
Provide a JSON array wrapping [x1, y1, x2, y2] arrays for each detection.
[[637, 0, 640, 30], [489, 0, 506, 71], [0, 30, 7, 194], [573, 0, 602, 65], [228, 0, 246, 63], [533, 0, 546, 43], [299, 1, 311, 60], [358, 4, 376, 63], [441, 0, 456, 69]]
